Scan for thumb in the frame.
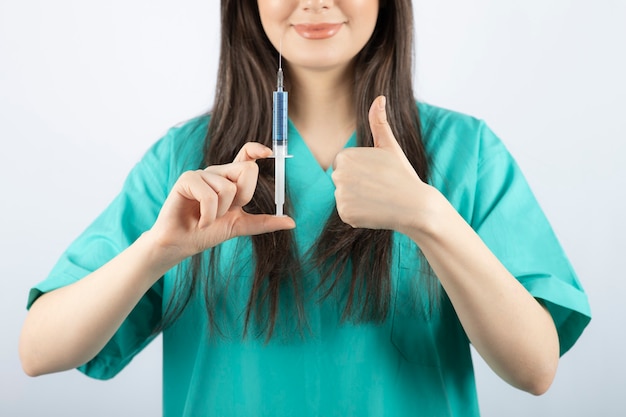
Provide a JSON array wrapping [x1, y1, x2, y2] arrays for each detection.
[[369, 95, 400, 150]]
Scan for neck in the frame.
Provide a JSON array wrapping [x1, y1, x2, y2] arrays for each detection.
[[287, 64, 356, 137], [283, 63, 357, 169]]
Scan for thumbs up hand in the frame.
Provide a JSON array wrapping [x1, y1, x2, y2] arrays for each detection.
[[332, 96, 433, 233]]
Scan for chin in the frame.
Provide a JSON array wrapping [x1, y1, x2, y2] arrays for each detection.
[[288, 55, 354, 73]]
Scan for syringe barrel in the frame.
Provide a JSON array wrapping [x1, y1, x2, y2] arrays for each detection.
[[272, 88, 288, 216], [272, 91, 288, 147]]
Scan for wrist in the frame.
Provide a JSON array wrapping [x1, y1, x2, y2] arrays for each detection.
[[399, 184, 456, 245], [135, 230, 188, 279]]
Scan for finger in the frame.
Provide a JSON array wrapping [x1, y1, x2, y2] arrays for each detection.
[[205, 161, 259, 207], [331, 147, 354, 173], [368, 95, 401, 151], [233, 213, 296, 237], [175, 171, 219, 229], [233, 142, 273, 162], [196, 171, 238, 218]]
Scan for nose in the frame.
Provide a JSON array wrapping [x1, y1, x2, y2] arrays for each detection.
[[300, 0, 332, 12]]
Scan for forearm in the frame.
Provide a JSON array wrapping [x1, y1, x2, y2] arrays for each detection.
[[403, 186, 559, 395], [19, 231, 178, 377]]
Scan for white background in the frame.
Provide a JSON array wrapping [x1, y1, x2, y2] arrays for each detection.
[[1, 0, 624, 415]]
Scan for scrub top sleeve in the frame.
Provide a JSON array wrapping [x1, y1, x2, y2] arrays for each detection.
[[26, 128, 178, 380], [470, 123, 591, 356]]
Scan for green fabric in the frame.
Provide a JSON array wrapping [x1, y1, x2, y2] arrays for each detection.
[[27, 103, 591, 416]]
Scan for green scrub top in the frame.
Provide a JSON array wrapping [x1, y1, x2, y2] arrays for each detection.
[[28, 103, 591, 416]]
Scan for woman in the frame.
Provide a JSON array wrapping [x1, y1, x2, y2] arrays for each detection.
[[20, 1, 590, 416]]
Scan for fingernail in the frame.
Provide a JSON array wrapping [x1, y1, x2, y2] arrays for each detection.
[[379, 96, 386, 111]]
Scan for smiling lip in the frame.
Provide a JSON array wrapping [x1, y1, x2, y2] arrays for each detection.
[[292, 23, 343, 40]]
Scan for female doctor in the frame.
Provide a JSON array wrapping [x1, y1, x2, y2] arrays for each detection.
[[20, 0, 590, 416]]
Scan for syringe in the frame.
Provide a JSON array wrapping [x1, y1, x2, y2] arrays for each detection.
[[272, 55, 289, 216]]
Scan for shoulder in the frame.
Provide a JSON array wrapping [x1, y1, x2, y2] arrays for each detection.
[[417, 102, 505, 162], [415, 102, 520, 217], [138, 114, 211, 188], [417, 101, 481, 135], [167, 113, 211, 144], [156, 113, 211, 166], [416, 101, 513, 177]]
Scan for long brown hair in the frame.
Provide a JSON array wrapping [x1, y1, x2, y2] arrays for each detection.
[[160, 0, 432, 339]]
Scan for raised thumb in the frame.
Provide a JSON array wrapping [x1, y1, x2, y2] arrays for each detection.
[[369, 96, 400, 150]]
